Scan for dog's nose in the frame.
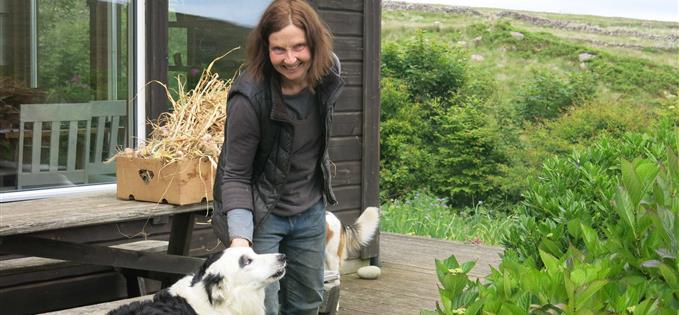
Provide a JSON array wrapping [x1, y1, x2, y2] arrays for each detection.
[[278, 254, 286, 262]]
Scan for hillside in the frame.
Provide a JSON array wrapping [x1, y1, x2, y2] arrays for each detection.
[[383, 1, 679, 67], [379, 1, 679, 208]]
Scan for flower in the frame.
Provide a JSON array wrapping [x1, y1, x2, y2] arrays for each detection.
[[447, 267, 464, 275]]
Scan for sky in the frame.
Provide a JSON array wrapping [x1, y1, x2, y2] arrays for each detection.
[[395, 0, 679, 22]]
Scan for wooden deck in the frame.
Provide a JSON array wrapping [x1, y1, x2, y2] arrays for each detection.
[[38, 232, 502, 314], [337, 232, 503, 315]]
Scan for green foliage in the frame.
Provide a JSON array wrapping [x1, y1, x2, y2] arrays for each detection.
[[382, 31, 466, 103], [39, 0, 94, 102], [513, 69, 597, 121], [380, 78, 434, 198], [381, 190, 515, 245], [381, 32, 508, 206], [504, 123, 679, 265], [589, 53, 679, 96], [425, 144, 679, 314], [429, 99, 508, 205]]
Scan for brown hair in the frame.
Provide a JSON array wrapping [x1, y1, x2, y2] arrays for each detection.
[[245, 0, 333, 88]]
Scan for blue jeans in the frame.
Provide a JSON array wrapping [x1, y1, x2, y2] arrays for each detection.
[[253, 200, 326, 315]]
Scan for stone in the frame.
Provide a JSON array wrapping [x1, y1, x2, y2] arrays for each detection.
[[510, 31, 524, 39], [471, 54, 485, 62], [357, 265, 381, 280], [579, 52, 595, 62]]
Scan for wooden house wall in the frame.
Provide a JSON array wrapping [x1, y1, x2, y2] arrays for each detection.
[[0, 1, 380, 313]]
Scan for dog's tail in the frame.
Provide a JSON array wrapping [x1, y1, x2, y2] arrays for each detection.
[[344, 207, 379, 256]]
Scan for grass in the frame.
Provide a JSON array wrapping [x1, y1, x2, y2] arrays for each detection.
[[380, 191, 516, 246]]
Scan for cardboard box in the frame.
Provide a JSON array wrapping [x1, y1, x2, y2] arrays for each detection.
[[116, 157, 215, 205]]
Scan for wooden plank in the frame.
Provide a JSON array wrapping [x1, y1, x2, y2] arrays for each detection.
[[328, 136, 361, 162], [362, 0, 381, 209], [0, 240, 169, 276], [0, 272, 128, 315], [379, 233, 503, 278], [328, 208, 361, 225], [331, 112, 362, 136], [316, 0, 363, 11], [327, 185, 361, 212], [332, 161, 361, 186], [0, 235, 204, 275], [334, 36, 363, 61], [146, 0, 169, 125], [320, 11, 363, 36], [335, 86, 362, 112], [0, 191, 207, 236], [361, 0, 382, 260], [334, 233, 503, 315], [341, 61, 362, 86], [42, 295, 154, 315]]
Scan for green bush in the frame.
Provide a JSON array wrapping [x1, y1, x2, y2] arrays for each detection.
[[380, 78, 433, 199], [424, 144, 679, 314], [430, 99, 508, 206], [504, 123, 679, 265], [381, 32, 509, 205], [513, 69, 596, 121], [382, 31, 466, 103]]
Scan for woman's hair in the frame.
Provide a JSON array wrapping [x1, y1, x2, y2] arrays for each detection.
[[245, 0, 334, 87]]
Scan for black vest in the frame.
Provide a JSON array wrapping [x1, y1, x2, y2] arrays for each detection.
[[213, 57, 344, 227]]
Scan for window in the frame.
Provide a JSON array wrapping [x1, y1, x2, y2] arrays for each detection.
[[0, 0, 130, 193], [163, 0, 271, 107], [0, 0, 271, 198]]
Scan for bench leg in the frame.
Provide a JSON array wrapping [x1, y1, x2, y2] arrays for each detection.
[[162, 212, 196, 287]]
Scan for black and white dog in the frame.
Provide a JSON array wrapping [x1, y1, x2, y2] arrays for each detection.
[[108, 247, 286, 315]]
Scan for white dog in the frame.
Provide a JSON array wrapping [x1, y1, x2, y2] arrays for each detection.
[[108, 247, 286, 315], [324, 207, 379, 285]]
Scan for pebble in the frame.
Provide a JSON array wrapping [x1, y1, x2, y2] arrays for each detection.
[[357, 266, 381, 280]]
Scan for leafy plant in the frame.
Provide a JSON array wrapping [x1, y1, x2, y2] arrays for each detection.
[[504, 124, 679, 265], [513, 69, 596, 121], [382, 31, 466, 104], [424, 144, 679, 314]]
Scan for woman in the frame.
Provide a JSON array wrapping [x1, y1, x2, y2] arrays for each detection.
[[212, 0, 343, 314]]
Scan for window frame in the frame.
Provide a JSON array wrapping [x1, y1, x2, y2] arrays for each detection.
[[0, 0, 145, 203]]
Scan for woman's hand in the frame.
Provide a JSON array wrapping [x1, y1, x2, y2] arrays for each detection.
[[230, 238, 251, 248]]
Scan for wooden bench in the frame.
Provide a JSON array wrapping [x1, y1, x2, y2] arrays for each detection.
[[39, 294, 154, 315], [0, 240, 169, 276], [0, 240, 172, 297], [0, 192, 209, 313]]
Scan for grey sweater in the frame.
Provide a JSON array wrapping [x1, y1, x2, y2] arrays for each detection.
[[226, 89, 323, 242]]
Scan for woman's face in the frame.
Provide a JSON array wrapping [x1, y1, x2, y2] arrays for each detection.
[[268, 24, 311, 87]]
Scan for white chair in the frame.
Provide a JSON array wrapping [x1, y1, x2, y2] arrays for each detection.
[[16, 101, 127, 189], [87, 100, 127, 180]]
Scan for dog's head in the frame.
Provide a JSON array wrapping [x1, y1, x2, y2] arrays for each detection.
[[189, 247, 286, 306]]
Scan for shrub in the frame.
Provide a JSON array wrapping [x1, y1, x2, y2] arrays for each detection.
[[382, 31, 466, 103], [504, 123, 679, 265], [379, 78, 433, 199], [424, 145, 679, 314], [513, 69, 596, 121], [429, 98, 508, 206]]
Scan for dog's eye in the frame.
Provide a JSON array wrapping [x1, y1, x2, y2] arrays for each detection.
[[239, 255, 253, 268]]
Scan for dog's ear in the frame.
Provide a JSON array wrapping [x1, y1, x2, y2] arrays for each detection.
[[203, 273, 228, 305], [191, 251, 224, 286]]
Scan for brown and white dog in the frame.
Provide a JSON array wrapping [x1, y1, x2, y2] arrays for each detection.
[[324, 207, 379, 285]]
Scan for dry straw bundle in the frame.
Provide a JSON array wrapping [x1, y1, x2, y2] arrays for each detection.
[[119, 48, 238, 169]]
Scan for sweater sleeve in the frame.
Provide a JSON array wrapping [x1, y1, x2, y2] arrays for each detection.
[[219, 94, 260, 212], [227, 208, 254, 243]]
